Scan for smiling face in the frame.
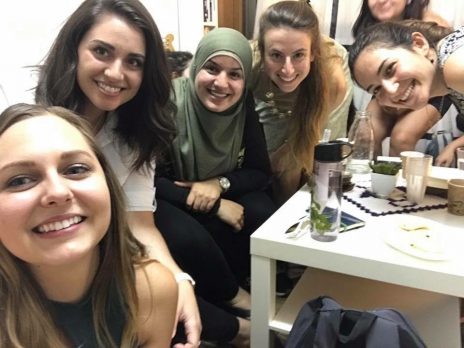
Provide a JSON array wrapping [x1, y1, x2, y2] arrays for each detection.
[[353, 38, 435, 109], [195, 55, 245, 112], [263, 27, 313, 93], [0, 115, 111, 270], [368, 0, 408, 22], [77, 13, 146, 120]]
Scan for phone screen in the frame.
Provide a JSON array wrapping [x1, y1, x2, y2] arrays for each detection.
[[340, 211, 365, 232]]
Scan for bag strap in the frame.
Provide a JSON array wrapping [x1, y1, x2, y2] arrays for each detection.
[[286, 296, 332, 347], [337, 310, 376, 343]]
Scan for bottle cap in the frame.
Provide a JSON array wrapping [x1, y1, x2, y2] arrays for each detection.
[[314, 141, 346, 162]]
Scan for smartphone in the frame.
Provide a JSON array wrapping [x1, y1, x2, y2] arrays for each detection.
[[340, 211, 365, 232]]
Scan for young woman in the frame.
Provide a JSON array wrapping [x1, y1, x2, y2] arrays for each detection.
[[349, 20, 464, 166], [352, 0, 452, 157], [352, 0, 449, 38], [34, 0, 200, 346], [251, 0, 353, 204], [156, 28, 276, 346], [0, 103, 177, 347]]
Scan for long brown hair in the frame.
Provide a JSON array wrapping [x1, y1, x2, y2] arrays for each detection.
[[35, 0, 177, 171], [0, 103, 147, 347], [257, 0, 329, 172]]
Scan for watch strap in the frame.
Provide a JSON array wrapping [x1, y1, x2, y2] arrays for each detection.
[[174, 272, 196, 287]]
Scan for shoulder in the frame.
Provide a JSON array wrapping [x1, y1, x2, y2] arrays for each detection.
[[441, 28, 464, 94], [422, 9, 450, 28], [322, 37, 350, 110], [135, 261, 178, 346]]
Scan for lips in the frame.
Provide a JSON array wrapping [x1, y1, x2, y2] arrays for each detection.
[[278, 74, 297, 83], [399, 80, 415, 103], [34, 216, 84, 234], [208, 88, 229, 99], [97, 81, 123, 95]]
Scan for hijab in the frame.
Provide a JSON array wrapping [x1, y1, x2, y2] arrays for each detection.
[[171, 28, 253, 181]]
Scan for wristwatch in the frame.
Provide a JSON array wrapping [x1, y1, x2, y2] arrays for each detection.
[[218, 176, 231, 193]]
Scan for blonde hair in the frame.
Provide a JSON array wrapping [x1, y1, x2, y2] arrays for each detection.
[[0, 103, 148, 347]]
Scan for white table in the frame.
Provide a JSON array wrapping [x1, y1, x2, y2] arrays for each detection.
[[250, 184, 464, 348]]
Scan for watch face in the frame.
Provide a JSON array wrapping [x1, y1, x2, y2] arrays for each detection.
[[220, 177, 230, 191]]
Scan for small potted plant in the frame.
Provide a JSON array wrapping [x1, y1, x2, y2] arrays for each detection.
[[369, 161, 402, 198]]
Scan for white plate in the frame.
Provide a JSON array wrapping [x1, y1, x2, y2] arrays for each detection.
[[383, 216, 452, 261], [428, 166, 464, 189]]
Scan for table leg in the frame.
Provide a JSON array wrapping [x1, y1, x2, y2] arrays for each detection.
[[251, 255, 276, 348]]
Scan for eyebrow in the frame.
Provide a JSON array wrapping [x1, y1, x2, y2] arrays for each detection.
[[366, 58, 388, 93], [207, 59, 242, 72], [0, 150, 95, 172], [90, 39, 146, 60]]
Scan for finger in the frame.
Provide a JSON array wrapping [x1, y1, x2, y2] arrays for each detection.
[[172, 305, 181, 338], [205, 200, 215, 212], [181, 323, 202, 348], [175, 181, 192, 188], [198, 200, 211, 212], [186, 193, 195, 208]]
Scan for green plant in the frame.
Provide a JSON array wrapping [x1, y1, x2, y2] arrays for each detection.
[[369, 161, 401, 175], [310, 201, 332, 234]]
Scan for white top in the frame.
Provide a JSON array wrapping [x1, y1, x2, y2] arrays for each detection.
[[96, 114, 156, 212]]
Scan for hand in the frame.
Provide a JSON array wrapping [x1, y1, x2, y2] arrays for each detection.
[[173, 281, 202, 348], [435, 146, 455, 167], [175, 179, 221, 213], [216, 199, 244, 232]]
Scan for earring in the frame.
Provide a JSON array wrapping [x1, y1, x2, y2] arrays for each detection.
[[407, 0, 412, 5]]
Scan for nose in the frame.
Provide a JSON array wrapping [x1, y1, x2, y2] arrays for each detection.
[[213, 71, 228, 89], [281, 57, 295, 75], [40, 174, 73, 207], [381, 79, 399, 94], [104, 60, 124, 81]]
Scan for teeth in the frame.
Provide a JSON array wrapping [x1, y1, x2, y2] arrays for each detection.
[[400, 82, 414, 102], [98, 82, 121, 93], [37, 216, 83, 233], [279, 75, 296, 82], [209, 90, 228, 98]]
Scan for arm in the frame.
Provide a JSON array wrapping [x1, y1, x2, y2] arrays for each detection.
[[422, 9, 451, 28], [366, 99, 397, 157], [442, 46, 464, 95], [324, 39, 353, 139], [389, 104, 440, 156], [128, 211, 201, 348], [123, 167, 200, 348], [136, 261, 178, 348], [435, 136, 464, 167]]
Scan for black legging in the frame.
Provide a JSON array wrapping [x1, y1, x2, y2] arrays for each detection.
[[193, 190, 276, 283], [155, 199, 241, 343], [155, 199, 238, 301]]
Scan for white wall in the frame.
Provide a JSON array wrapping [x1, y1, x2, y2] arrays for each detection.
[[0, 0, 203, 110]]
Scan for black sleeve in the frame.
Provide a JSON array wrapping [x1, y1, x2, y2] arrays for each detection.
[[222, 91, 272, 198], [155, 176, 189, 209], [429, 96, 452, 116]]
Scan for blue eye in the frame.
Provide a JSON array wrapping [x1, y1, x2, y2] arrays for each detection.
[[6, 175, 35, 189], [64, 164, 91, 177]]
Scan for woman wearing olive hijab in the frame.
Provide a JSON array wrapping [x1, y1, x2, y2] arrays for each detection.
[[156, 28, 276, 347]]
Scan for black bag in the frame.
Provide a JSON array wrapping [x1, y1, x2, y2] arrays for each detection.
[[285, 296, 426, 348]]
